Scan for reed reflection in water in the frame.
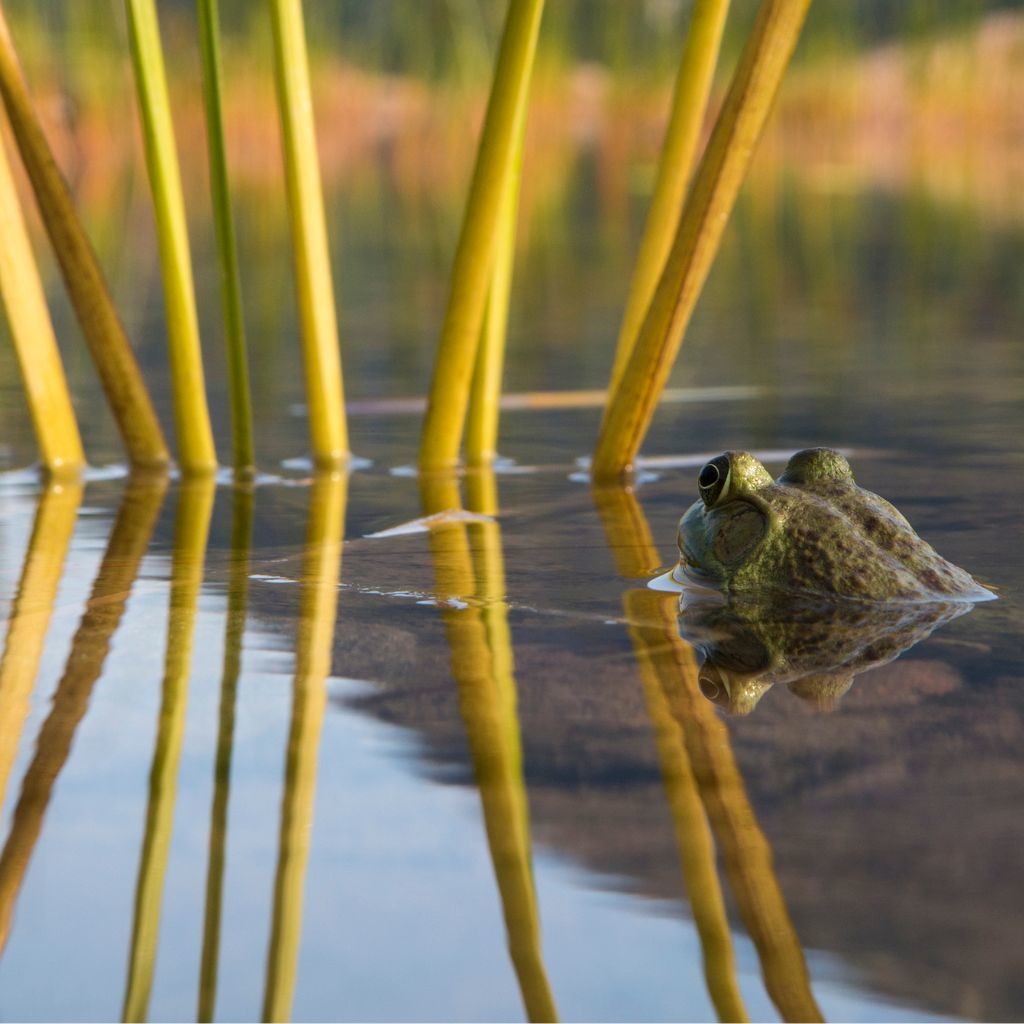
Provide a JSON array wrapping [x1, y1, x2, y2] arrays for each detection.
[[123, 476, 216, 1022], [0, 465, 958, 1020], [594, 483, 822, 1024], [420, 468, 558, 1023], [198, 485, 253, 1023], [0, 482, 82, 815], [262, 471, 346, 1023], [0, 476, 166, 955]]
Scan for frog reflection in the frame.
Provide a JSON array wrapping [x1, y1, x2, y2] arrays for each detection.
[[675, 448, 994, 603], [678, 594, 969, 714]]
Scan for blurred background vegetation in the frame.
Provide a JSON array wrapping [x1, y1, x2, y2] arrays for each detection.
[[0, 0, 1021, 467], [7, 0, 1024, 81]]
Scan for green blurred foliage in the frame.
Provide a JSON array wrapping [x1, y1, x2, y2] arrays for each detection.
[[4, 0, 1023, 85]]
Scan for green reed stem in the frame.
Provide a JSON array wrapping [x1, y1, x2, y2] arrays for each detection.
[[268, 0, 348, 469], [198, 0, 254, 477], [464, 108, 526, 466], [125, 0, 217, 475], [418, 0, 546, 471], [0, 8, 168, 471], [593, 0, 812, 480], [0, 137, 84, 477], [604, 0, 731, 402]]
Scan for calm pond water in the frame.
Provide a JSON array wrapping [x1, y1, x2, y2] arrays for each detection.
[[1, 160, 1023, 1022]]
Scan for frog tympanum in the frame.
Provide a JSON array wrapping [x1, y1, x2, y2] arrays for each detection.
[[675, 448, 993, 603]]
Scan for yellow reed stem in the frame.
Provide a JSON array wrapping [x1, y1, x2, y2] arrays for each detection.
[[418, 0, 545, 471], [0, 482, 81, 811], [262, 472, 346, 1023], [593, 486, 747, 1022], [0, 477, 166, 954], [422, 472, 558, 1023], [0, 139, 84, 477], [593, 0, 812, 480], [123, 477, 215, 1022], [198, 486, 253, 1023], [604, 0, 731, 402], [125, 0, 216, 475], [464, 102, 527, 466], [268, 0, 348, 469], [0, 8, 168, 471]]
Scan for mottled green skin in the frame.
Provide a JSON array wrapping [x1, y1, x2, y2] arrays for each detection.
[[677, 448, 992, 602]]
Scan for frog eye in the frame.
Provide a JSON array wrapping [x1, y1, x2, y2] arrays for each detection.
[[698, 455, 731, 508]]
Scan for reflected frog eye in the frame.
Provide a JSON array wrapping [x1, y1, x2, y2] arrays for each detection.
[[698, 455, 731, 508]]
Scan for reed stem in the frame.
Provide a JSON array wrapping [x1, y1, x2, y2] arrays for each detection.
[[0, 8, 168, 471], [268, 0, 348, 469], [0, 139, 84, 477], [198, 0, 255, 477], [464, 107, 526, 466], [604, 0, 731, 402], [125, 0, 217, 475], [593, 0, 811, 480], [418, 0, 545, 471]]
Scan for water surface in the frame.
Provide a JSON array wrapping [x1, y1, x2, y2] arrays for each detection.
[[0, 172, 1021, 1021]]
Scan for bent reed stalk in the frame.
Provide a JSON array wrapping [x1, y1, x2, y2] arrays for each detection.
[[418, 0, 545, 471], [0, 136, 84, 477], [604, 0, 731, 403], [593, 0, 812, 481], [269, 0, 349, 469], [0, 7, 168, 471], [198, 0, 254, 477], [125, 0, 217, 475]]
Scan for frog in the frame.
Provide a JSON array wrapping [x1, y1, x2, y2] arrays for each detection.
[[674, 448, 994, 603]]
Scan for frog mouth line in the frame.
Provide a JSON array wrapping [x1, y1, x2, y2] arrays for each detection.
[[677, 544, 720, 585]]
